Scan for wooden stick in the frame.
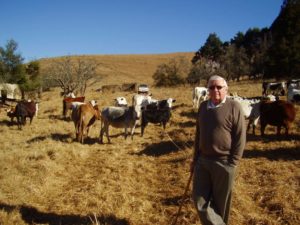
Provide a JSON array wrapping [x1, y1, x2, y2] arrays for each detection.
[[171, 171, 193, 225]]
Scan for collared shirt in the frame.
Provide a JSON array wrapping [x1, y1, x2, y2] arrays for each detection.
[[207, 97, 227, 109]]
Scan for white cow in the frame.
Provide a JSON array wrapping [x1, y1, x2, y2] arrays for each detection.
[[192, 87, 208, 109], [230, 96, 261, 135], [99, 106, 137, 143]]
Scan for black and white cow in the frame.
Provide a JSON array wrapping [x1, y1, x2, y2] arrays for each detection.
[[140, 98, 175, 136], [262, 81, 286, 96]]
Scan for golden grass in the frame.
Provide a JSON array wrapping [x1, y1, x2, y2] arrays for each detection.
[[39, 52, 194, 86], [0, 53, 299, 225]]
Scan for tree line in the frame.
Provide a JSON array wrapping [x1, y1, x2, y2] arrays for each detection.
[[153, 0, 300, 86]]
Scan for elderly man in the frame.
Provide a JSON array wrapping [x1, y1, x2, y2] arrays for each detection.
[[191, 75, 246, 225]]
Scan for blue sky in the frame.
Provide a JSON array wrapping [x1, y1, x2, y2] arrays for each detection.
[[0, 0, 282, 62]]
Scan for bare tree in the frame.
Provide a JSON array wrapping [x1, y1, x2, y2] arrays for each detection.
[[45, 56, 101, 96]]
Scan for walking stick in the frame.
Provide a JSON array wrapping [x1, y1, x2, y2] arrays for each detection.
[[171, 169, 194, 225]]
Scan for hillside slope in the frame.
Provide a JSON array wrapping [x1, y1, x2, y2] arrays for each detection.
[[39, 52, 194, 87]]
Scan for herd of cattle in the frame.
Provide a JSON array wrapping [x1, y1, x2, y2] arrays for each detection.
[[3, 79, 300, 143], [192, 79, 299, 136]]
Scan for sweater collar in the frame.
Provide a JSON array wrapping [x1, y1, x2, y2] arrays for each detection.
[[207, 97, 227, 109]]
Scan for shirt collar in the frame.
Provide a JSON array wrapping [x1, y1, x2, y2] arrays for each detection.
[[207, 97, 226, 109]]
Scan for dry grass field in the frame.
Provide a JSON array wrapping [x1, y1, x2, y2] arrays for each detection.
[[0, 53, 299, 225]]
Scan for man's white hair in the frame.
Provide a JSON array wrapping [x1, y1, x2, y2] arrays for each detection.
[[207, 75, 228, 88]]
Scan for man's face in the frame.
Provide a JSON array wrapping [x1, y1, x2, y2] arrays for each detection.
[[208, 79, 227, 105]]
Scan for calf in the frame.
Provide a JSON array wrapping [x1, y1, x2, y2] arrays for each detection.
[[72, 100, 100, 143], [141, 98, 175, 136], [99, 106, 137, 143], [260, 100, 296, 136]]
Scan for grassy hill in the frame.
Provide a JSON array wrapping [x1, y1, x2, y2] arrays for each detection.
[[39, 52, 194, 87]]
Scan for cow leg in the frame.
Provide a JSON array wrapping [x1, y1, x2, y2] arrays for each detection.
[[105, 124, 111, 144], [124, 127, 128, 139], [252, 117, 259, 136], [80, 122, 85, 144], [281, 123, 289, 136], [131, 120, 138, 139], [22, 116, 26, 125], [99, 120, 104, 143], [130, 126, 135, 140], [99, 128, 104, 143], [76, 124, 81, 142], [17, 116, 22, 130], [162, 121, 166, 130], [141, 125, 144, 137], [141, 122, 148, 137], [277, 126, 281, 136], [29, 116, 33, 124], [285, 124, 290, 136], [77, 131, 82, 143], [86, 125, 90, 138], [260, 123, 267, 137], [246, 120, 251, 133], [252, 124, 256, 135]]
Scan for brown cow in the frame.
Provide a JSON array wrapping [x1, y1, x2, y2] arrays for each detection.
[[72, 100, 100, 143], [12, 101, 37, 129], [62, 96, 85, 118], [260, 100, 296, 136]]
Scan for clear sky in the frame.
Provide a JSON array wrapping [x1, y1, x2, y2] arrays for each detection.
[[0, 0, 283, 62]]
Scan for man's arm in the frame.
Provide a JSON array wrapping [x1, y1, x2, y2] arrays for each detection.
[[229, 103, 247, 166]]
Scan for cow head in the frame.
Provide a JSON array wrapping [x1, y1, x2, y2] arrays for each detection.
[[6, 106, 16, 118], [93, 105, 101, 120], [165, 98, 176, 108], [115, 97, 128, 107]]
